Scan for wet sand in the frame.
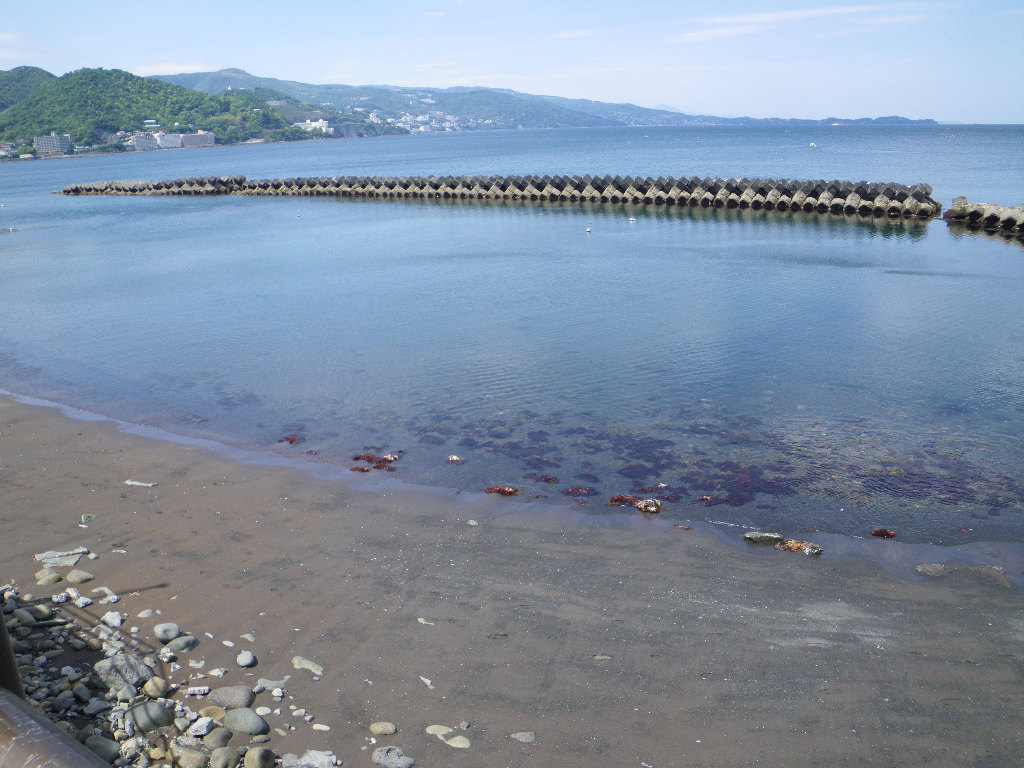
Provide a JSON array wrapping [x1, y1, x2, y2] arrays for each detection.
[[2, 396, 1022, 767]]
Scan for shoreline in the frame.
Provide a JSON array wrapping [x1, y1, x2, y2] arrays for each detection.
[[2, 394, 1023, 767]]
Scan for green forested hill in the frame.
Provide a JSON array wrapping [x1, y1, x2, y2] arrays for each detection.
[[0, 68, 301, 144], [0, 67, 398, 146], [0, 66, 57, 110]]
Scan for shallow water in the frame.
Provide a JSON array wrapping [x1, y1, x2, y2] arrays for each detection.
[[1, 126, 1022, 543]]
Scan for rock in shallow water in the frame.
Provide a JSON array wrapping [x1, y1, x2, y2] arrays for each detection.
[[154, 622, 181, 643], [126, 700, 175, 732], [236, 649, 257, 667], [369, 721, 397, 736]]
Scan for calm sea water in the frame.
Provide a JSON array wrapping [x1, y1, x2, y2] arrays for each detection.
[[1, 125, 1022, 544]]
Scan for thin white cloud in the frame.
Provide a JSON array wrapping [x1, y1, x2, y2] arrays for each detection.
[[674, 24, 767, 43], [696, 6, 891, 26], [422, 11, 446, 18], [859, 14, 931, 25], [550, 28, 600, 40], [674, 5, 926, 43], [132, 63, 217, 76]]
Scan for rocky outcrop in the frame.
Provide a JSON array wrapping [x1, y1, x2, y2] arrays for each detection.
[[62, 174, 944, 218]]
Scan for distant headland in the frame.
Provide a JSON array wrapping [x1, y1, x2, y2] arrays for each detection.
[[1, 65, 935, 158]]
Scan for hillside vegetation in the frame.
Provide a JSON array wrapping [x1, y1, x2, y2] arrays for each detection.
[[0, 67, 397, 147]]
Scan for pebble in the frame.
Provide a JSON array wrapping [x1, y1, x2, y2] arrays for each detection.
[[236, 649, 257, 667], [35, 568, 63, 585], [94, 652, 153, 690], [154, 622, 182, 643], [244, 746, 277, 768], [210, 746, 242, 768], [186, 716, 218, 737], [311, 723, 330, 731], [255, 706, 273, 716], [369, 721, 396, 736], [167, 634, 200, 652], [84, 734, 121, 762], [510, 731, 537, 743], [371, 746, 416, 768], [204, 729, 233, 751], [142, 676, 169, 698], [101, 610, 123, 627], [445, 735, 471, 749], [223, 707, 270, 735], [66, 569, 95, 584], [207, 685, 255, 710], [125, 700, 175, 732]]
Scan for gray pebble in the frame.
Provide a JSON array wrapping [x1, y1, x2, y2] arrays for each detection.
[[510, 731, 537, 743], [66, 569, 95, 584], [207, 685, 255, 710], [236, 649, 257, 668], [84, 734, 121, 763], [223, 707, 269, 735], [94, 652, 153, 690], [280, 751, 341, 768], [167, 634, 200, 652], [204, 726, 233, 749], [154, 622, 181, 643], [125, 700, 175, 732], [372, 746, 416, 768]]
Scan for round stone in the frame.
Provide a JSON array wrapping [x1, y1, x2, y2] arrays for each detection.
[[125, 700, 175, 732], [372, 746, 416, 768], [142, 676, 169, 699], [370, 721, 397, 736], [207, 685, 255, 710], [203, 726, 233, 749], [243, 746, 277, 768], [223, 707, 269, 736], [154, 622, 181, 643], [236, 650, 257, 668]]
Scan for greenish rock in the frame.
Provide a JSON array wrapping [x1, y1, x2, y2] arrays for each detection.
[[35, 568, 62, 586], [84, 734, 121, 763], [125, 700, 175, 732], [11, 608, 35, 627], [66, 569, 95, 584], [743, 531, 784, 545]]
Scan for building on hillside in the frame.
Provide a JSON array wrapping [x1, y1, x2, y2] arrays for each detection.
[[156, 133, 183, 149], [293, 119, 334, 135], [128, 133, 159, 151], [33, 131, 73, 156], [181, 131, 215, 148]]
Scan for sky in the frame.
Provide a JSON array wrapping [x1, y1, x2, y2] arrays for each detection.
[[2, 1, 1022, 124]]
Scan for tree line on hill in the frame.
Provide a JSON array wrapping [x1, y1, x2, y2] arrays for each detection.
[[0, 67, 402, 155]]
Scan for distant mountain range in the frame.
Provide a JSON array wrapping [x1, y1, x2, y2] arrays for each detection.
[[155, 68, 937, 130], [0, 64, 937, 154]]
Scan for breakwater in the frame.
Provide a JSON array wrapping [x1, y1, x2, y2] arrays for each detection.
[[61, 174, 943, 218], [942, 197, 1024, 241]]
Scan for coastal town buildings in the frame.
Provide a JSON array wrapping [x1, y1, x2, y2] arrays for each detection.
[[32, 131, 73, 156]]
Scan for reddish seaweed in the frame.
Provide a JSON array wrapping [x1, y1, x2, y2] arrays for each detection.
[[562, 486, 598, 497], [485, 485, 520, 496]]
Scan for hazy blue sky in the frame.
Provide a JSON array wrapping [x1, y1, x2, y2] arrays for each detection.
[[3, 1, 1022, 123]]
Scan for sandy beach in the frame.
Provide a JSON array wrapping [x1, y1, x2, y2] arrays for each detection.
[[2, 395, 1022, 768]]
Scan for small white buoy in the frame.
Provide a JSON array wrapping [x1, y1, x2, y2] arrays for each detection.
[[809, 142, 817, 147], [585, 227, 592, 233], [628, 217, 637, 222]]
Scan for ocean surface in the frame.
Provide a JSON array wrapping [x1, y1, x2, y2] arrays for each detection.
[[1, 125, 1022, 545]]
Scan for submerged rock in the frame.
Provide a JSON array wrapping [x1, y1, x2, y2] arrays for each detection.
[[774, 539, 823, 556]]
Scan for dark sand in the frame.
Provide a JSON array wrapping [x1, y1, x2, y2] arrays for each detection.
[[1, 397, 1022, 767]]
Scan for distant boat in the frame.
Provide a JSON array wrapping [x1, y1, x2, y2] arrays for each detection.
[[809, 142, 817, 147]]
